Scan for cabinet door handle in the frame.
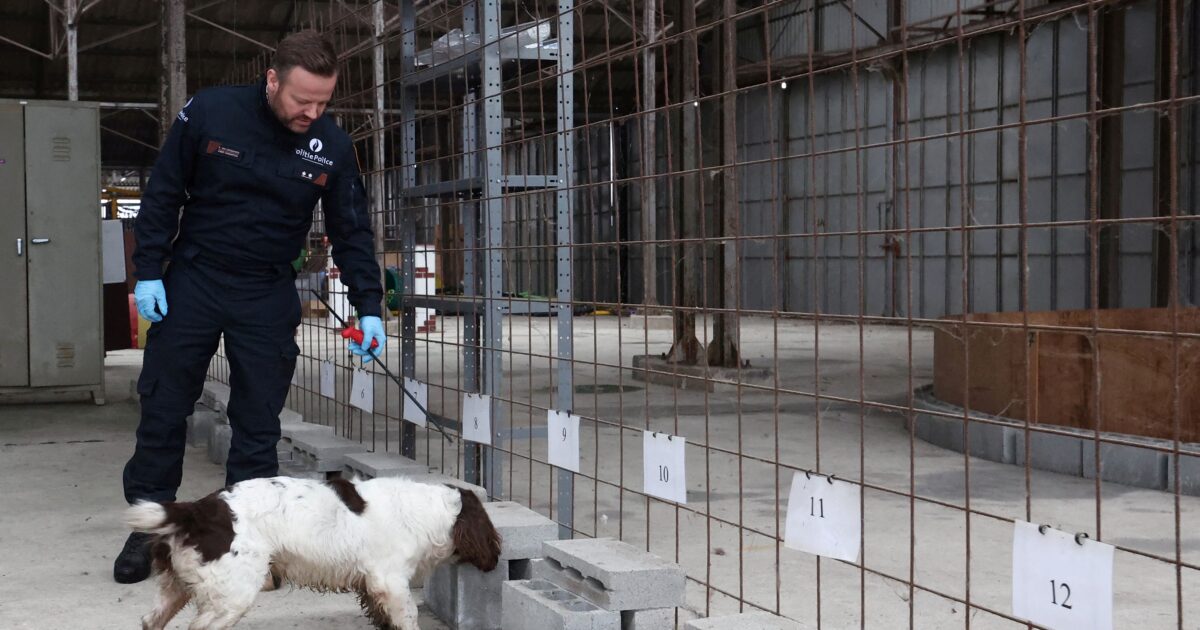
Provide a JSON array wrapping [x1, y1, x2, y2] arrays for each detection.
[[31, 237, 50, 244], [15, 238, 21, 256]]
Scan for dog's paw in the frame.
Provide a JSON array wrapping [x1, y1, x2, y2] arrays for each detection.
[[260, 564, 283, 592]]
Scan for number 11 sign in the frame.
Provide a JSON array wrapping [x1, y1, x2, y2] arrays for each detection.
[[784, 471, 861, 563], [1012, 521, 1113, 630]]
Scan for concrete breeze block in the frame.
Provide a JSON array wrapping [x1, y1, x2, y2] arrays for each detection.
[[536, 538, 686, 612], [290, 432, 365, 472], [278, 459, 325, 481], [424, 558, 510, 630], [1082, 441, 1168, 490], [684, 611, 810, 629], [483, 501, 560, 561], [621, 608, 675, 630], [400, 473, 487, 504], [201, 381, 231, 412], [186, 409, 220, 448], [502, 580, 620, 630], [279, 420, 334, 442], [342, 452, 430, 480], [207, 424, 232, 466]]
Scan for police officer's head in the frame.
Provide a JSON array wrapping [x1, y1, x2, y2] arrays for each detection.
[[266, 30, 339, 134]]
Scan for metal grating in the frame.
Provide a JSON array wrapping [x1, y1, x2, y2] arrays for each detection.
[[203, 0, 1200, 627]]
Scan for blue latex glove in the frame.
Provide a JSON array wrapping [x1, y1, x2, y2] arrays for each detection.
[[348, 315, 386, 363], [134, 280, 168, 323]]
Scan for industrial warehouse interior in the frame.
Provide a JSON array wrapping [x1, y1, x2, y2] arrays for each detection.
[[1, 0, 1199, 628]]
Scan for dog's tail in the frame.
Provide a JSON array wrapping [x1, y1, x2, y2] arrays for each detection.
[[123, 501, 175, 535]]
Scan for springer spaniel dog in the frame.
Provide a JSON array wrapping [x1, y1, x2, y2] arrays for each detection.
[[124, 476, 501, 630]]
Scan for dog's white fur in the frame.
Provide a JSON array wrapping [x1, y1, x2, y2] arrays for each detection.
[[125, 476, 496, 630]]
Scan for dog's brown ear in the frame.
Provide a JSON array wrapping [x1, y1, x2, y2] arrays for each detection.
[[452, 489, 501, 572]]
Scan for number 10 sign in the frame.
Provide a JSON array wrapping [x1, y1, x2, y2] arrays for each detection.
[[1012, 521, 1113, 630], [643, 431, 686, 504]]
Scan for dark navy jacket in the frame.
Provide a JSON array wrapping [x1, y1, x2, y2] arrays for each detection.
[[133, 78, 382, 318]]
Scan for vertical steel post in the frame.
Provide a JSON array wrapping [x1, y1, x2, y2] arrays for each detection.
[[400, 0, 419, 458], [461, 0, 483, 488], [479, 0, 506, 499], [555, 0, 576, 539]]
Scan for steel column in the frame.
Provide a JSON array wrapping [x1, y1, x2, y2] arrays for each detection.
[[555, 0, 576, 539]]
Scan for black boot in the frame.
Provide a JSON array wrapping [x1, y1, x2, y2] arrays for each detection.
[[113, 532, 154, 584]]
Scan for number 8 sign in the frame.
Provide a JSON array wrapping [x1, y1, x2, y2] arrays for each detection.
[[462, 392, 492, 444]]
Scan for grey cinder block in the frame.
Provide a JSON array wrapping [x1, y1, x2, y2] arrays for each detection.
[[278, 407, 303, 425], [186, 410, 220, 448], [207, 424, 232, 466], [290, 432, 365, 472], [400, 473, 487, 503], [201, 381, 231, 412], [278, 459, 325, 481], [622, 608, 675, 630], [1168, 451, 1200, 495], [424, 559, 508, 629], [1082, 441, 1168, 490], [342, 451, 430, 480], [279, 420, 333, 442], [536, 538, 686, 612], [684, 611, 810, 629], [483, 501, 560, 561], [502, 580, 620, 630], [1013, 430, 1083, 477]]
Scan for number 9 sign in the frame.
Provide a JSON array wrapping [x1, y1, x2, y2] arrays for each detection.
[[547, 409, 580, 473]]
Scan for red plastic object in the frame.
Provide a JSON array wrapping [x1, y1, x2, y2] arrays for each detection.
[[340, 326, 379, 349]]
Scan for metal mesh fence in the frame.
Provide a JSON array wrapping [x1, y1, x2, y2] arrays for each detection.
[[209, 0, 1200, 626]]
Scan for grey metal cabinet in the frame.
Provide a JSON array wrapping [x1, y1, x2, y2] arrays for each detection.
[[0, 99, 104, 404]]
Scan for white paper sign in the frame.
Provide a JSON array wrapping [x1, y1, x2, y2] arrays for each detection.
[[319, 360, 336, 399], [462, 393, 492, 444], [547, 409, 580, 473], [784, 471, 862, 563], [643, 431, 687, 504], [403, 378, 428, 428], [1012, 521, 1114, 630], [350, 368, 373, 413]]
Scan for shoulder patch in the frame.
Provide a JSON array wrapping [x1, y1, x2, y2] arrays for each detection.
[[327, 478, 367, 515]]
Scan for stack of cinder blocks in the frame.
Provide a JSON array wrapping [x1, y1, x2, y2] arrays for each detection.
[[425, 501, 560, 629], [503, 538, 686, 630]]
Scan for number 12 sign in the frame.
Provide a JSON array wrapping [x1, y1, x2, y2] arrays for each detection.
[[1012, 521, 1113, 630]]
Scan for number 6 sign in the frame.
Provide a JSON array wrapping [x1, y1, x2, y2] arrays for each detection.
[[1012, 521, 1113, 630], [349, 367, 373, 413]]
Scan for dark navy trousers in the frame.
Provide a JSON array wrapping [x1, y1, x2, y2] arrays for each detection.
[[123, 250, 300, 503]]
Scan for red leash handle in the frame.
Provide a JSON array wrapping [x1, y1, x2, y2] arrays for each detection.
[[340, 326, 379, 349]]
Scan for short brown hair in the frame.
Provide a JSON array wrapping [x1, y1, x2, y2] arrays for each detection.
[[272, 30, 338, 79]]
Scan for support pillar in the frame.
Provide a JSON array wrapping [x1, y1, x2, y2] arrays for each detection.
[[666, 0, 702, 365], [159, 0, 187, 141], [707, 0, 741, 367]]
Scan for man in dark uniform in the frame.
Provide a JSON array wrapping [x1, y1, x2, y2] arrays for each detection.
[[114, 31, 387, 583]]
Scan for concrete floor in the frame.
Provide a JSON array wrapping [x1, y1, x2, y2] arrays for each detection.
[[3, 316, 1198, 629], [0, 351, 449, 630], [281, 315, 1200, 628]]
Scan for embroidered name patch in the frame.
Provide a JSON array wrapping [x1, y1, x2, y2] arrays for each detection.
[[206, 141, 243, 161]]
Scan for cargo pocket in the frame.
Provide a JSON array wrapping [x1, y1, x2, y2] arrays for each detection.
[[136, 374, 157, 399]]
